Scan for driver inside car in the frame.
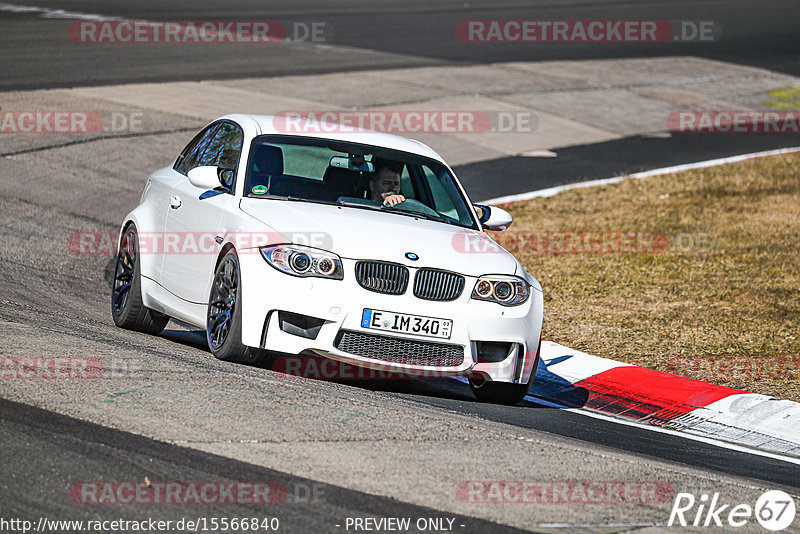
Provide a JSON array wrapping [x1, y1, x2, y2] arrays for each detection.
[[368, 159, 406, 207]]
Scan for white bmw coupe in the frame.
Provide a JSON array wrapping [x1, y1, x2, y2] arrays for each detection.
[[112, 114, 543, 404]]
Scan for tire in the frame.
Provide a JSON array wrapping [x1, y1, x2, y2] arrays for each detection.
[[206, 249, 264, 364], [111, 224, 170, 334], [469, 341, 541, 405]]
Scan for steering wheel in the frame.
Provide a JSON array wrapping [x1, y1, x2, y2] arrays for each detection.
[[385, 198, 442, 218]]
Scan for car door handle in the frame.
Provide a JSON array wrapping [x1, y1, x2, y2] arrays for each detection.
[[170, 195, 182, 209]]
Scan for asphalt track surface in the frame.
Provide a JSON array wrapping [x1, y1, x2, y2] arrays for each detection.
[[2, 1, 800, 532], [0, 0, 798, 90], [1, 131, 798, 529], [107, 328, 800, 491], [1, 398, 528, 533], [457, 132, 800, 202]]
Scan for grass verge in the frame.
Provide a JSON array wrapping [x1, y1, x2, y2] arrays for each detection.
[[494, 152, 800, 401]]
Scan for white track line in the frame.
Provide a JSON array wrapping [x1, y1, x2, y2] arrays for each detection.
[[451, 376, 800, 465], [480, 145, 800, 205], [525, 393, 800, 466], [0, 2, 118, 20]]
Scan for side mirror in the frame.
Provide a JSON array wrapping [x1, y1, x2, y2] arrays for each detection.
[[474, 204, 513, 231], [187, 166, 222, 190]]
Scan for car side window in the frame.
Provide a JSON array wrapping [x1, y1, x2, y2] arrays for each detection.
[[175, 124, 219, 174], [421, 164, 464, 221], [205, 122, 244, 170]]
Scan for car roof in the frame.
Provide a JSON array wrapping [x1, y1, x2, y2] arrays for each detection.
[[220, 113, 445, 162]]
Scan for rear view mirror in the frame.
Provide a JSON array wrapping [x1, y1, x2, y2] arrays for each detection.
[[474, 204, 513, 231], [330, 156, 374, 173], [187, 166, 222, 190]]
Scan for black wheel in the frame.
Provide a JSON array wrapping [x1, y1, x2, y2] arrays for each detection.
[[207, 250, 264, 364], [111, 224, 169, 334], [470, 341, 541, 405]]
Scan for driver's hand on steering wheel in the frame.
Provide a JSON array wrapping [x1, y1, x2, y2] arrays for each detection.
[[382, 193, 406, 207]]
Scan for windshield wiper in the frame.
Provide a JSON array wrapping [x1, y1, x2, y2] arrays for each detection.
[[286, 196, 325, 203], [271, 196, 337, 206], [271, 196, 461, 225], [336, 200, 382, 210], [383, 207, 457, 226]]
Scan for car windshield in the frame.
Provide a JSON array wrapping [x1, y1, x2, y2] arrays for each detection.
[[243, 135, 478, 229]]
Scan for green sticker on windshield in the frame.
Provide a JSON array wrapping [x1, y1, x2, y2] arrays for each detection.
[[251, 185, 268, 195]]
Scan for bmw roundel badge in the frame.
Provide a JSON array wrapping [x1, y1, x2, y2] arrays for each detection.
[[405, 252, 419, 261]]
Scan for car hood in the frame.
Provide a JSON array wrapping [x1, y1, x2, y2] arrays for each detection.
[[239, 198, 519, 277]]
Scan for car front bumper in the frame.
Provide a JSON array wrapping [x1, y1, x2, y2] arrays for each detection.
[[238, 253, 543, 384]]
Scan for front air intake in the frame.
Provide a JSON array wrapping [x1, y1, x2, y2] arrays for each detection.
[[334, 330, 464, 367]]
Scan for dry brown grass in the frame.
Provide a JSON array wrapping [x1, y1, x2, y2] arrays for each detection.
[[494, 152, 800, 400]]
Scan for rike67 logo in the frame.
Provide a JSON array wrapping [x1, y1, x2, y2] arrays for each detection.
[[669, 490, 796, 531]]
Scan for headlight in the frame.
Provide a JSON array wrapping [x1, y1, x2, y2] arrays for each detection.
[[471, 275, 529, 306], [260, 245, 343, 279]]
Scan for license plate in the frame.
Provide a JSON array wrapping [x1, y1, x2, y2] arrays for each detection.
[[361, 309, 452, 340]]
